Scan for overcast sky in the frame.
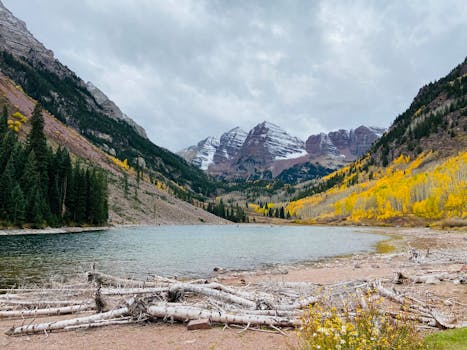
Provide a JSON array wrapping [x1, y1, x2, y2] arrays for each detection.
[[3, 0, 466, 151]]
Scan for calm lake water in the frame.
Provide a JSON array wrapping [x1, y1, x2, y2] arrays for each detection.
[[0, 225, 386, 288]]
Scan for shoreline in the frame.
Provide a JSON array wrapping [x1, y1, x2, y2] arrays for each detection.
[[0, 226, 465, 349], [0, 226, 110, 236]]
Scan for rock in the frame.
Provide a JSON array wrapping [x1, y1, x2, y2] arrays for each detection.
[[213, 127, 248, 164], [306, 126, 385, 158], [187, 319, 211, 330], [86, 82, 148, 139], [424, 277, 440, 285]]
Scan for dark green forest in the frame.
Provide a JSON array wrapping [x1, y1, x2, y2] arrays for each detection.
[[0, 103, 108, 228]]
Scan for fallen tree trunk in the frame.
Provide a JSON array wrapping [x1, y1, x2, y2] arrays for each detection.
[[170, 284, 257, 309], [87, 271, 168, 288], [147, 303, 301, 327], [5, 306, 130, 335], [0, 304, 94, 319]]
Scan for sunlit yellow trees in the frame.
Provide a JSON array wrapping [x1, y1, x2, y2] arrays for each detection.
[[287, 152, 467, 223]]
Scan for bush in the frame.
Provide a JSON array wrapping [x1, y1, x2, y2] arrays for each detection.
[[298, 293, 427, 350]]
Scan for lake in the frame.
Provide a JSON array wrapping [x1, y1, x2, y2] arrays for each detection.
[[0, 225, 386, 288]]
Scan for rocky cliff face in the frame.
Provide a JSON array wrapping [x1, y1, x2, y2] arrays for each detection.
[[0, 1, 69, 77], [85, 82, 147, 139], [239, 122, 307, 161], [213, 127, 248, 164], [0, 1, 147, 140], [306, 126, 385, 159]]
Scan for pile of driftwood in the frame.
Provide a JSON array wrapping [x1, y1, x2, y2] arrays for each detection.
[[0, 264, 465, 336]]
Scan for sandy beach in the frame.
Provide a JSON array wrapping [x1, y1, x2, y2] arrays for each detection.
[[0, 226, 465, 349]]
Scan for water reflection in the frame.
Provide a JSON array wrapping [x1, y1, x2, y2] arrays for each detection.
[[0, 225, 385, 288]]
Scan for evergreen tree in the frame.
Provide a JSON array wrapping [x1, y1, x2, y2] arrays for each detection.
[[8, 183, 25, 225], [0, 157, 15, 218], [0, 105, 8, 135], [0, 130, 17, 174], [123, 172, 129, 198], [29, 186, 46, 227], [27, 103, 49, 193], [0, 104, 108, 228], [21, 151, 47, 225]]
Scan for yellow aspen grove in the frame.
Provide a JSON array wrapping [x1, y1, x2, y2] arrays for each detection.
[[287, 152, 467, 224]]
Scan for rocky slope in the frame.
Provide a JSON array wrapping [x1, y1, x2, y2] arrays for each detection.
[[0, 71, 226, 225], [181, 122, 384, 181], [213, 127, 248, 164], [0, 1, 214, 199], [306, 126, 385, 159], [85, 82, 147, 139]]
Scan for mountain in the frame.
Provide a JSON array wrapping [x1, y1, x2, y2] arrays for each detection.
[[178, 136, 220, 171], [288, 57, 467, 226], [306, 126, 385, 159], [180, 122, 384, 182], [0, 71, 226, 225], [0, 1, 214, 199], [213, 127, 248, 164], [85, 82, 147, 140]]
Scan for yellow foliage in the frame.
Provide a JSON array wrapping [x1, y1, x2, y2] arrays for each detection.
[[288, 152, 467, 223], [7, 112, 27, 133], [11, 112, 28, 123], [110, 156, 130, 171], [299, 294, 427, 350]]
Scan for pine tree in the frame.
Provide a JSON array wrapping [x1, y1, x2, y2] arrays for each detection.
[[0, 157, 15, 218], [0, 105, 8, 135], [8, 183, 25, 225], [27, 103, 49, 193], [21, 151, 47, 225], [29, 186, 46, 227]]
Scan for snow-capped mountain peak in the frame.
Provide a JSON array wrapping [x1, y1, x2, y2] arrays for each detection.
[[245, 121, 306, 160], [213, 127, 248, 163], [178, 136, 219, 170]]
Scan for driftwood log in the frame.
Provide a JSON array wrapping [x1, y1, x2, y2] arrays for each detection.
[[2, 262, 466, 336]]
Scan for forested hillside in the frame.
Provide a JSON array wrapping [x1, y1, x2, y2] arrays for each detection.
[[287, 58, 466, 226], [0, 104, 108, 228], [0, 51, 216, 200]]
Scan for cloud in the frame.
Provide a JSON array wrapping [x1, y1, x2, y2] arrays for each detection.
[[3, 0, 467, 150]]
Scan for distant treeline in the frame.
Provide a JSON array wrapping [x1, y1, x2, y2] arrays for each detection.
[[0, 103, 108, 228], [206, 199, 248, 223], [256, 201, 291, 219]]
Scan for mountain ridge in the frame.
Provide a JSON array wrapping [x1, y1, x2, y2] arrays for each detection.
[[180, 122, 385, 181], [0, 1, 215, 199]]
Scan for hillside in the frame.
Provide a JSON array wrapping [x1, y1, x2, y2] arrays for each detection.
[[0, 72, 226, 225], [0, 2, 215, 200], [287, 58, 467, 226]]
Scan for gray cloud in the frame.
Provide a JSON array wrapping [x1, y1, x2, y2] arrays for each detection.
[[3, 0, 467, 150]]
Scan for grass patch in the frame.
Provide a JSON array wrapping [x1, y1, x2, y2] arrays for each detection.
[[375, 240, 396, 254], [424, 328, 467, 350]]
